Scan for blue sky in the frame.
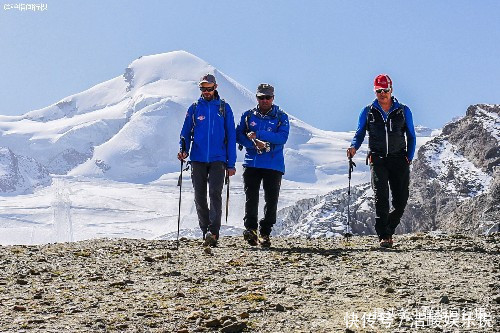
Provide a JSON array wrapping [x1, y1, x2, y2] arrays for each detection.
[[1, 0, 499, 131]]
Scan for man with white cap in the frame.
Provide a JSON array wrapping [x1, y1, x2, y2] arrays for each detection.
[[347, 74, 416, 248], [178, 74, 236, 247]]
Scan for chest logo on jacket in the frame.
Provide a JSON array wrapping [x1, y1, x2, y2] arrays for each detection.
[[197, 115, 205, 121], [250, 121, 257, 127]]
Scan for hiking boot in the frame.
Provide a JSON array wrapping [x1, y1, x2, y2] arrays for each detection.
[[243, 229, 258, 246], [380, 238, 393, 248], [260, 234, 271, 248], [203, 231, 218, 247]]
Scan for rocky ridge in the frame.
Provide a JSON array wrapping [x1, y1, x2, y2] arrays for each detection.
[[0, 147, 51, 195], [1, 234, 498, 332]]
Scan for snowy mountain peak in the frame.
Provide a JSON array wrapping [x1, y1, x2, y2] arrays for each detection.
[[125, 50, 214, 91]]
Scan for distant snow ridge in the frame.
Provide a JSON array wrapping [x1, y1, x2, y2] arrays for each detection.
[[0, 147, 51, 194]]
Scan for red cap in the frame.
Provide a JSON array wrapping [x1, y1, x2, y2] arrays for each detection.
[[374, 74, 392, 89]]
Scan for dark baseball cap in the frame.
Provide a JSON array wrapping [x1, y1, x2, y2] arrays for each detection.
[[199, 74, 216, 86], [256, 83, 274, 96]]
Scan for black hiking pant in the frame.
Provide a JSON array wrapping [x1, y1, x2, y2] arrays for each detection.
[[370, 155, 410, 240], [243, 167, 282, 236], [191, 161, 226, 238]]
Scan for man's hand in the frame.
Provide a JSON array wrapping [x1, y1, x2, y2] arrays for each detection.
[[347, 147, 356, 158], [227, 168, 236, 177], [177, 151, 188, 161], [247, 131, 257, 140], [254, 139, 267, 150]]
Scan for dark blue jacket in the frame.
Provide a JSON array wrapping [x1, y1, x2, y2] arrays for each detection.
[[236, 105, 289, 173], [351, 97, 416, 160], [179, 95, 236, 168]]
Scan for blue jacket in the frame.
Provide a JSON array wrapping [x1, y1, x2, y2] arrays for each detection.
[[351, 97, 416, 160], [179, 95, 237, 168], [236, 105, 289, 173]]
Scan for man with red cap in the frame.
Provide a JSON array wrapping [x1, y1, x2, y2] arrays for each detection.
[[347, 74, 416, 248]]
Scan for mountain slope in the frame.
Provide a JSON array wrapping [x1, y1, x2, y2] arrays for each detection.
[[0, 147, 51, 195], [401, 104, 500, 234]]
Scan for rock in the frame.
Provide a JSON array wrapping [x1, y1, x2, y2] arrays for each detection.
[[275, 303, 286, 312], [144, 256, 155, 262], [204, 318, 221, 327], [439, 295, 450, 304], [187, 311, 204, 320], [221, 321, 247, 333], [494, 295, 500, 304], [238, 312, 250, 319], [13, 305, 26, 311], [385, 287, 395, 293], [16, 279, 28, 285], [204, 247, 212, 255]]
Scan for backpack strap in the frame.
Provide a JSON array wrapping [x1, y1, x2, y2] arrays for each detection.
[[220, 99, 227, 144], [190, 102, 198, 140]]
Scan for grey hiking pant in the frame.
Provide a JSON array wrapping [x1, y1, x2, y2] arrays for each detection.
[[191, 161, 226, 237]]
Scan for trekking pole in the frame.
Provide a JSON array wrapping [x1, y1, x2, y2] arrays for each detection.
[[176, 138, 187, 249], [225, 171, 230, 224], [345, 156, 356, 239]]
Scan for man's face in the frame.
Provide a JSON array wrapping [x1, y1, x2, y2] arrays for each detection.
[[257, 95, 274, 111], [375, 87, 392, 103], [200, 82, 216, 100]]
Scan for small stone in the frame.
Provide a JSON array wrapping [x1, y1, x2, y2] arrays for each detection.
[[13, 305, 27, 311], [177, 330, 189, 333], [275, 303, 286, 312], [144, 256, 155, 262], [204, 318, 221, 327], [204, 247, 212, 255], [238, 312, 250, 319], [16, 279, 28, 285], [187, 311, 204, 320], [439, 296, 450, 304], [175, 291, 186, 298], [385, 287, 395, 293], [221, 321, 247, 333]]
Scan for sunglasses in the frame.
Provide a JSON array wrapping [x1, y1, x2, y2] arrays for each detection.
[[257, 95, 273, 100], [200, 86, 215, 92], [375, 88, 391, 93]]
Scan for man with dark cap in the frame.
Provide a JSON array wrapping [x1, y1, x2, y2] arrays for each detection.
[[178, 74, 237, 247], [347, 74, 416, 248], [236, 84, 290, 247]]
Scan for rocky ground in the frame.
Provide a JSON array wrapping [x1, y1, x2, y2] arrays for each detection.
[[1, 233, 498, 332]]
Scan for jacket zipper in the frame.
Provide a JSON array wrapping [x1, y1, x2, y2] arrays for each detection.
[[207, 103, 211, 161], [376, 108, 389, 157]]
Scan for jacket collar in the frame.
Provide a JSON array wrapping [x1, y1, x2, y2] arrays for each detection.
[[256, 104, 278, 117], [372, 97, 401, 113]]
